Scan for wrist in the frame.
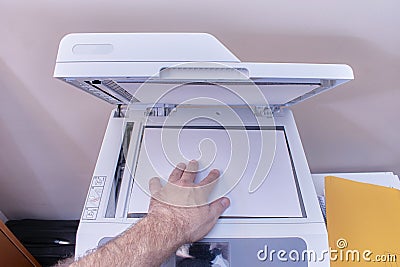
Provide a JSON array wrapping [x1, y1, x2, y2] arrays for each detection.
[[145, 209, 188, 248]]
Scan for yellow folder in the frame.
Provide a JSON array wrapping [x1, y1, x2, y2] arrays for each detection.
[[325, 176, 400, 266]]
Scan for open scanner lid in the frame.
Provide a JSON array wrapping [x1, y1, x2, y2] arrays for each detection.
[[54, 33, 354, 109]]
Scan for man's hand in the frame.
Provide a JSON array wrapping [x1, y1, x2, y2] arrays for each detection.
[[68, 160, 229, 267], [147, 160, 230, 244]]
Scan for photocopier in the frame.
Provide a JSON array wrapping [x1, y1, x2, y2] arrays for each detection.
[[54, 33, 354, 266]]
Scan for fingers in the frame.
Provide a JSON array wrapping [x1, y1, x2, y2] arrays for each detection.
[[168, 162, 186, 182], [181, 160, 198, 183], [149, 177, 162, 195], [198, 169, 220, 186], [209, 197, 230, 219]]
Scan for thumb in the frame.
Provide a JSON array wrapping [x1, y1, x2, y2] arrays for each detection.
[[209, 197, 230, 219], [149, 177, 162, 195]]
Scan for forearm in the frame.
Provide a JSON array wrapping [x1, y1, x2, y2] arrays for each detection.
[[71, 214, 184, 267], [67, 161, 229, 267]]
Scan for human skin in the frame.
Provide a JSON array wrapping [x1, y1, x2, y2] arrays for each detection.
[[64, 160, 230, 267]]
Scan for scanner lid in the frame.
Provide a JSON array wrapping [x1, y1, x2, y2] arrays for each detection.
[[54, 33, 354, 109]]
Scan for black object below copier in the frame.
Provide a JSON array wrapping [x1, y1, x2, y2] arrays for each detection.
[[6, 220, 79, 267]]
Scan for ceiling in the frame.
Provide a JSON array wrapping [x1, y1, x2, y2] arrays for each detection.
[[1, 0, 399, 220]]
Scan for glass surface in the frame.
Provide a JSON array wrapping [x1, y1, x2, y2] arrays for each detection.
[[128, 127, 304, 218]]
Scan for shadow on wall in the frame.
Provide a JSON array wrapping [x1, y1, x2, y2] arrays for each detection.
[[0, 59, 92, 220], [220, 32, 400, 175]]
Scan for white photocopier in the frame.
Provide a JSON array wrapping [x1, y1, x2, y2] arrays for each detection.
[[54, 33, 354, 266]]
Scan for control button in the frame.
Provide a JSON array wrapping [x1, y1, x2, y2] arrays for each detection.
[[83, 208, 98, 220], [86, 187, 103, 208], [92, 176, 106, 187]]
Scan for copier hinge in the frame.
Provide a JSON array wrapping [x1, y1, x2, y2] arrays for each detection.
[[253, 106, 277, 117], [145, 104, 177, 117], [114, 105, 127, 118]]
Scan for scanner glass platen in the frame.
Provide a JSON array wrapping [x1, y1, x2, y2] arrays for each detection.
[[127, 127, 304, 218]]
